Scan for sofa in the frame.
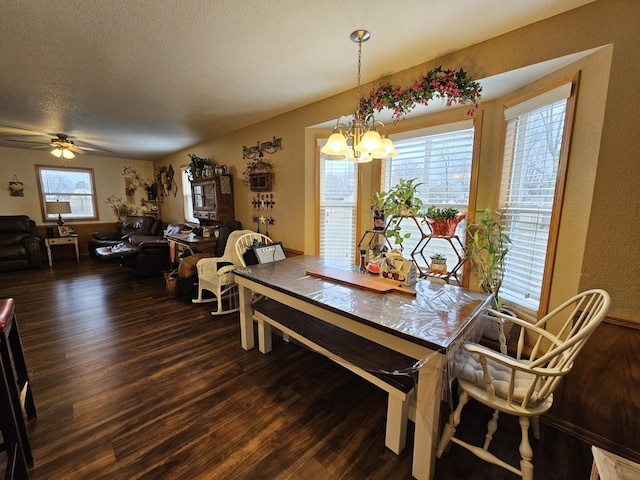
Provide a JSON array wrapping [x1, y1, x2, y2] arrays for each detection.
[[0, 215, 42, 272], [92, 218, 243, 277]]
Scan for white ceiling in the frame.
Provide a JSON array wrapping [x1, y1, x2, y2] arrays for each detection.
[[0, 0, 595, 160]]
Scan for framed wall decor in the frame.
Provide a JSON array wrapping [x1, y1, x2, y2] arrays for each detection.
[[9, 175, 24, 196], [243, 159, 274, 192], [249, 172, 272, 192]]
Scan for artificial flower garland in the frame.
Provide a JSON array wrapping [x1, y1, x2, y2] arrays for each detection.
[[359, 66, 482, 125]]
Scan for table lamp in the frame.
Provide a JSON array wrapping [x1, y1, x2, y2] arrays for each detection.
[[46, 201, 72, 226]]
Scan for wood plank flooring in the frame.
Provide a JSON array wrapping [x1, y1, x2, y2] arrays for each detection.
[[1, 258, 593, 479]]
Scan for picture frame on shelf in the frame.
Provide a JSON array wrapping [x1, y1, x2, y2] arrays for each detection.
[[58, 226, 70, 236]]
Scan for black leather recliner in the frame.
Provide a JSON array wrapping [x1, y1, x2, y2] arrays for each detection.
[[88, 216, 162, 259], [0, 216, 42, 272]]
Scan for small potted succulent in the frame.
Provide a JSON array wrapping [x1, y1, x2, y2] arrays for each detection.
[[429, 253, 447, 274], [425, 205, 466, 236]]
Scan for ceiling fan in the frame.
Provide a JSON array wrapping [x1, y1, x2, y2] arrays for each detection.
[[7, 133, 103, 155], [1, 128, 110, 163]]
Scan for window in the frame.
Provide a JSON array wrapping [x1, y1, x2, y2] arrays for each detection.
[[498, 81, 576, 316], [36, 165, 98, 221], [317, 142, 358, 263], [382, 120, 476, 272], [181, 167, 197, 223]]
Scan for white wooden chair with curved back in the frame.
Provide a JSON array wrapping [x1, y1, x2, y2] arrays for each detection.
[[235, 233, 273, 267], [193, 229, 258, 315], [437, 289, 611, 480]]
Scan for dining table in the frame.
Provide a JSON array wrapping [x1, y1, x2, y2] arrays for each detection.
[[233, 255, 491, 480]]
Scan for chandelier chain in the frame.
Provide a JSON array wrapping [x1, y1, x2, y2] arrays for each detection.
[[356, 36, 363, 118]]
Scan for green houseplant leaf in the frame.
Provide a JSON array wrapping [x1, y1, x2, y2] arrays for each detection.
[[467, 209, 511, 308]]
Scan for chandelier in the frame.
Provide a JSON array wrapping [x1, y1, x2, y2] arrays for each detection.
[[321, 30, 397, 163]]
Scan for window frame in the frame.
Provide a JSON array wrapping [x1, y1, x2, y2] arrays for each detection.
[[496, 74, 579, 318], [35, 164, 99, 222]]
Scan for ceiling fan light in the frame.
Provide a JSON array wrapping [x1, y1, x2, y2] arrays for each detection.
[[354, 130, 382, 153], [51, 148, 63, 158], [62, 148, 75, 159]]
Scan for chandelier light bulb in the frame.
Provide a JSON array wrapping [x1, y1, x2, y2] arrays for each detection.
[[355, 130, 382, 153], [321, 132, 350, 157]]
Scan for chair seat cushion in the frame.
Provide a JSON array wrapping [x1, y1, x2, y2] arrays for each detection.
[[457, 353, 543, 408]]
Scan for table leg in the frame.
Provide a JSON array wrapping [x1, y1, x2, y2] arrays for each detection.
[[46, 244, 53, 267], [238, 285, 254, 350], [412, 354, 444, 480], [74, 240, 79, 263]]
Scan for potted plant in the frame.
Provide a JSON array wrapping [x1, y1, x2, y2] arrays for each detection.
[[467, 208, 513, 339], [143, 180, 157, 200], [425, 206, 466, 236], [383, 178, 423, 246], [371, 191, 387, 230], [187, 154, 209, 181], [429, 253, 447, 274]]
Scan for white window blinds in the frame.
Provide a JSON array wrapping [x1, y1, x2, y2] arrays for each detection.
[[181, 168, 196, 223], [318, 139, 358, 263], [384, 122, 474, 268], [499, 83, 572, 314]]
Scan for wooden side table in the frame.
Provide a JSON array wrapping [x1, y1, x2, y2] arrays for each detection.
[[44, 235, 80, 266]]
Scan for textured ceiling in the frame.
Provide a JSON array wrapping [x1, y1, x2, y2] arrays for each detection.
[[0, 0, 594, 160]]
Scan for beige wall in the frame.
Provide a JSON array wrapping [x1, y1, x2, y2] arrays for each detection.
[[156, 0, 639, 321], [1, 0, 636, 321], [0, 147, 154, 224]]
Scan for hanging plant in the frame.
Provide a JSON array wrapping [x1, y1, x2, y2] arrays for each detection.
[[359, 66, 482, 125]]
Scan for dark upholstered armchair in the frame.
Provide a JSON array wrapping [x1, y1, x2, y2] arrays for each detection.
[[89, 216, 162, 259], [0, 216, 42, 272]]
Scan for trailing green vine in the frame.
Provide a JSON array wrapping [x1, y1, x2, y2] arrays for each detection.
[[359, 66, 482, 125]]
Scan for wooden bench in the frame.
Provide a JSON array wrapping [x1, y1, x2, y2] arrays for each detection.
[[252, 297, 417, 454]]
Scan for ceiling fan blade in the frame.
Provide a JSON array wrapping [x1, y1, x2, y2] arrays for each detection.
[[76, 145, 101, 152], [0, 125, 49, 136], [6, 138, 49, 145]]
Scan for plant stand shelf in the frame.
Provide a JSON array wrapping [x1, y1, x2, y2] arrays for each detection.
[[412, 234, 467, 285], [363, 215, 468, 286], [357, 229, 393, 264]]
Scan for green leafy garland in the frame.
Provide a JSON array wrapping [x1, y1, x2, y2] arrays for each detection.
[[359, 66, 482, 125]]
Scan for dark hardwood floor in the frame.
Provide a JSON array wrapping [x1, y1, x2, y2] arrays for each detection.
[[1, 257, 594, 479]]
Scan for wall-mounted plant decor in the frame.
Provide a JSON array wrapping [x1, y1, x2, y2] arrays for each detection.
[[157, 165, 177, 197], [9, 175, 24, 196], [105, 194, 138, 222], [122, 166, 155, 203]]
